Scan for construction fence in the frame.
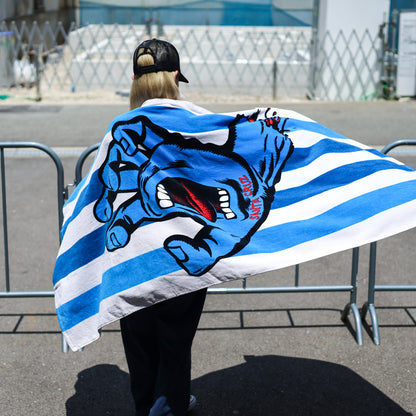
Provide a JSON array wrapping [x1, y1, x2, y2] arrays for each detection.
[[0, 20, 395, 101]]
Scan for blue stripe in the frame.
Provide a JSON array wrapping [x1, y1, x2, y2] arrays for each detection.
[[273, 159, 414, 209], [284, 139, 387, 172], [56, 285, 101, 333], [57, 248, 180, 332], [53, 226, 107, 285], [283, 118, 347, 139], [244, 179, 416, 255]]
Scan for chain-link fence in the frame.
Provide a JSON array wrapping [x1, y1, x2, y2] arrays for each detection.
[[0, 21, 388, 101]]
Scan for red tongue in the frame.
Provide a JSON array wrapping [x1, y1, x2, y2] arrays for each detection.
[[178, 179, 216, 221]]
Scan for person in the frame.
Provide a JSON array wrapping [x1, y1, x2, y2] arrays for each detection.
[[119, 38, 208, 416]]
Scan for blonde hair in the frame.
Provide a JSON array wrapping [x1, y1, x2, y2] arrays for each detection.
[[130, 49, 180, 109]]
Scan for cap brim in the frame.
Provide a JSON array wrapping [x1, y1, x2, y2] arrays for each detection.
[[178, 72, 189, 83]]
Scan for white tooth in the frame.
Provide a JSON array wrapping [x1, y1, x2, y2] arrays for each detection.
[[226, 212, 236, 219], [222, 207, 232, 213], [157, 185, 168, 195], [220, 202, 229, 208], [157, 191, 170, 200], [159, 199, 173, 208], [219, 195, 228, 202], [218, 189, 227, 195]]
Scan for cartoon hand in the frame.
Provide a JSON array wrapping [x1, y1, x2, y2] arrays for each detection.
[[112, 118, 146, 156], [94, 141, 142, 223], [104, 197, 145, 250], [94, 116, 173, 250], [165, 227, 242, 276], [111, 115, 170, 156]]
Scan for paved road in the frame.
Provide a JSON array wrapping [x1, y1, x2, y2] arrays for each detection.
[[0, 98, 415, 416]]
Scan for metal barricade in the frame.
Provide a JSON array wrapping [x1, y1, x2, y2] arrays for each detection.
[[0, 141, 65, 347], [74, 144, 364, 345], [361, 139, 416, 345]]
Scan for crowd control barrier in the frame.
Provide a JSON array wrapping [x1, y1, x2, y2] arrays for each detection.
[[0, 141, 64, 298], [361, 139, 416, 345], [0, 141, 65, 348], [4, 139, 415, 352], [6, 139, 400, 350], [9, 139, 406, 351]]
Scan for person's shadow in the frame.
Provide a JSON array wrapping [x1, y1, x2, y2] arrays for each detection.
[[65, 364, 134, 416], [66, 356, 411, 416]]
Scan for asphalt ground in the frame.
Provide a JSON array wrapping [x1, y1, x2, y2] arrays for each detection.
[[0, 97, 415, 416]]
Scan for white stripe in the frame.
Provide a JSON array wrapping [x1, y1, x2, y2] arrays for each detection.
[[62, 313, 100, 351], [266, 168, 416, 230], [289, 129, 372, 149], [58, 202, 101, 255], [276, 149, 398, 191], [54, 252, 105, 307]]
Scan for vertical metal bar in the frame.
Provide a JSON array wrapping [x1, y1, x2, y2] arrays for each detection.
[[35, 45, 42, 102], [368, 242, 377, 305], [272, 60, 277, 99], [350, 247, 359, 304], [1, 148, 10, 292], [341, 247, 363, 345], [367, 242, 380, 344], [55, 153, 65, 233], [295, 264, 299, 287], [307, 0, 320, 99]]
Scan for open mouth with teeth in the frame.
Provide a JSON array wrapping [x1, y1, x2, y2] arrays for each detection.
[[156, 178, 236, 221]]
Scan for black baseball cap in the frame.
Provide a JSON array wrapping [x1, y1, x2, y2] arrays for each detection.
[[133, 38, 189, 83]]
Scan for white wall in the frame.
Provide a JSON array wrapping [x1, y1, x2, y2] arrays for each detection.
[[318, 0, 390, 37], [313, 0, 391, 100]]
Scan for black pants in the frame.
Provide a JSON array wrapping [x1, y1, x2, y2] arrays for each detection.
[[120, 289, 207, 416]]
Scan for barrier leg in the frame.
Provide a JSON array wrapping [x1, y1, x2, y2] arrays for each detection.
[[62, 333, 69, 353], [361, 242, 380, 345], [341, 247, 363, 345], [361, 301, 380, 345]]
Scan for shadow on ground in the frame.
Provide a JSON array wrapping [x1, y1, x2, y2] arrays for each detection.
[[65, 355, 411, 416], [66, 364, 134, 416]]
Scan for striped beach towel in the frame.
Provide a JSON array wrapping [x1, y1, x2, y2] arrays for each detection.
[[53, 99, 416, 350]]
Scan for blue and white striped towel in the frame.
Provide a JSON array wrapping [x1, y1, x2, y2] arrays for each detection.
[[53, 100, 416, 350]]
